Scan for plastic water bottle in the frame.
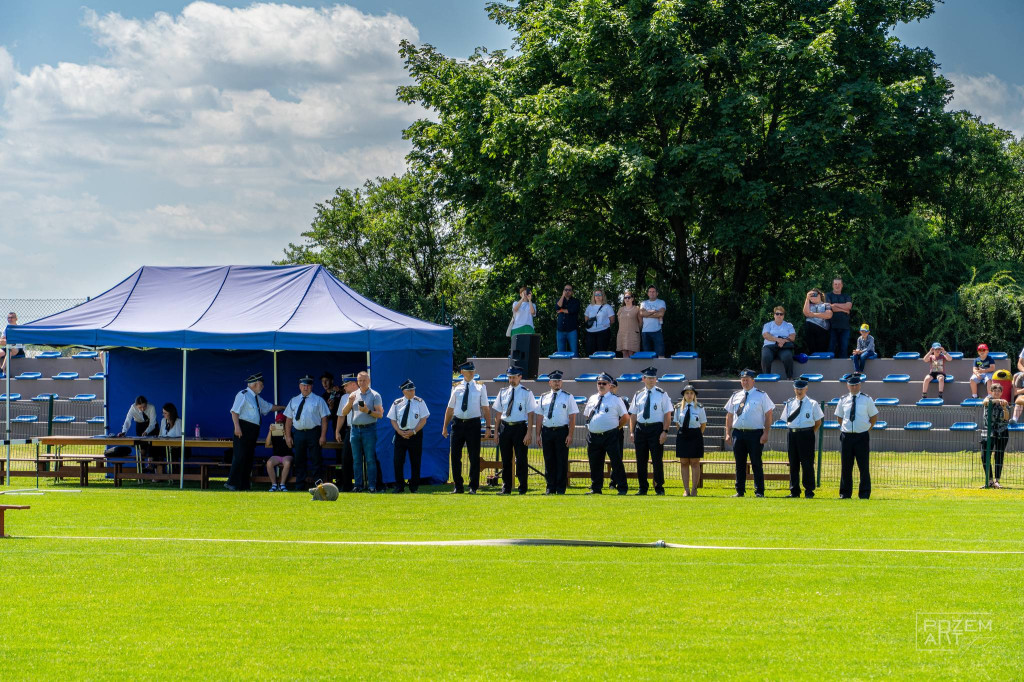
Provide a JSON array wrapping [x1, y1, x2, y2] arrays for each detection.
[[194, 424, 201, 438]]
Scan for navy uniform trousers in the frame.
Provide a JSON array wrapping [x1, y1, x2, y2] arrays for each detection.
[[393, 430, 423, 492], [839, 431, 871, 499], [498, 421, 530, 492], [787, 429, 816, 497], [450, 417, 481, 492], [227, 420, 260, 490], [541, 425, 569, 494], [733, 428, 765, 496], [635, 422, 665, 493], [588, 430, 627, 493]]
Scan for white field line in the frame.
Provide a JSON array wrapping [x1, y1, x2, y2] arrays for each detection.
[[13, 535, 1024, 555]]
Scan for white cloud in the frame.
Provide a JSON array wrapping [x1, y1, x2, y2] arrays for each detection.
[[947, 72, 1024, 137], [0, 2, 423, 297]]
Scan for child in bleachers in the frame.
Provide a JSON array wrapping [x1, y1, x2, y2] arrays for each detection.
[[970, 343, 996, 399], [851, 324, 876, 374], [921, 342, 952, 400]]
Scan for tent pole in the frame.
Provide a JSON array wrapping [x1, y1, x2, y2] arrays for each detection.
[[5, 343, 10, 487], [102, 351, 108, 433], [273, 350, 278, 404], [180, 349, 187, 490]]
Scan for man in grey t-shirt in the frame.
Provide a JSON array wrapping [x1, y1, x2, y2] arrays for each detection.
[[340, 371, 384, 492], [639, 285, 667, 357]]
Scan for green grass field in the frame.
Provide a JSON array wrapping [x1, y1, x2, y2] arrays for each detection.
[[2, 478, 1023, 680]]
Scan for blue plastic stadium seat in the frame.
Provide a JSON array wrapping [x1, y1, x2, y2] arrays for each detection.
[[71, 393, 97, 401], [771, 420, 789, 429], [883, 374, 910, 383], [12, 415, 38, 423], [35, 351, 62, 359], [671, 351, 698, 359], [492, 374, 509, 382], [823, 420, 839, 429], [89, 372, 106, 380], [905, 421, 933, 430], [755, 373, 780, 382], [86, 416, 105, 425], [809, 352, 835, 359], [950, 422, 978, 431], [916, 398, 944, 407], [574, 396, 586, 405], [52, 416, 75, 424], [873, 421, 888, 430], [894, 352, 921, 360], [631, 351, 657, 359], [839, 373, 865, 382], [660, 373, 686, 382], [827, 398, 840, 406], [1009, 422, 1024, 431], [0, 393, 21, 401], [874, 398, 899, 406], [799, 373, 823, 382], [72, 351, 99, 359], [989, 352, 1008, 360], [589, 351, 616, 360], [947, 351, 964, 360], [548, 351, 575, 359], [32, 393, 59, 401], [943, 374, 954, 382], [487, 396, 496, 404], [15, 372, 42, 380], [537, 373, 550, 382], [617, 373, 642, 382], [52, 372, 79, 380], [961, 398, 984, 407], [576, 373, 600, 382]]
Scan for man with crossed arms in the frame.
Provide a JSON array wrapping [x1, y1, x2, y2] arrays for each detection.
[[723, 368, 775, 497], [628, 366, 673, 496]]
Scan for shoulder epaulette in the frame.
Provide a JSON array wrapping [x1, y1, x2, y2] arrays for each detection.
[[414, 396, 424, 402], [394, 398, 402, 404]]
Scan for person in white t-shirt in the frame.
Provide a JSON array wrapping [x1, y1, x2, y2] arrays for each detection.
[[510, 286, 536, 335], [638, 286, 667, 357]]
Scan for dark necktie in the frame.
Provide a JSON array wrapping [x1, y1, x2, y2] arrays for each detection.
[[787, 398, 803, 423], [643, 390, 651, 420], [850, 394, 857, 421], [400, 399, 411, 428], [294, 396, 306, 422], [587, 395, 605, 424], [506, 386, 517, 420], [251, 392, 261, 421], [461, 383, 470, 412], [736, 391, 749, 417], [547, 391, 557, 419], [682, 404, 691, 429]]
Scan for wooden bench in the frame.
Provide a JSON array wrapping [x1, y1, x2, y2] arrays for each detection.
[[698, 460, 790, 488], [0, 504, 30, 538], [0, 457, 114, 486], [112, 460, 225, 489]]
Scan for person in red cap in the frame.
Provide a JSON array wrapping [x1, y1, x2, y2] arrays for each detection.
[[970, 344, 996, 399]]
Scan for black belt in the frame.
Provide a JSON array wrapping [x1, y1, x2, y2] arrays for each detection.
[[455, 417, 480, 423], [735, 428, 762, 432], [503, 421, 527, 426], [589, 429, 614, 436], [351, 423, 375, 429], [293, 427, 317, 432], [542, 425, 568, 430], [789, 427, 815, 433], [637, 422, 663, 428]]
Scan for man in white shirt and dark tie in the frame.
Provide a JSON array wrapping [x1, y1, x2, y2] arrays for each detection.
[[227, 372, 284, 491], [442, 360, 492, 494], [583, 372, 629, 494], [781, 379, 824, 498], [629, 366, 673, 495], [533, 369, 578, 495], [388, 379, 429, 493], [834, 373, 878, 499], [284, 375, 331, 488], [493, 366, 536, 494], [724, 368, 775, 497]]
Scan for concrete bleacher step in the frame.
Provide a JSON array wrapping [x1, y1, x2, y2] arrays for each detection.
[[471, 356, 701, 382], [770, 356, 1010, 378]]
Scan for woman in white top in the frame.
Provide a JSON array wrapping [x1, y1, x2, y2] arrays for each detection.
[[510, 286, 536, 335], [160, 403, 183, 438], [584, 289, 616, 356], [760, 306, 797, 379], [673, 385, 707, 496]]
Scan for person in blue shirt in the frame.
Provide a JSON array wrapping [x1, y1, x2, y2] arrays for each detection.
[[760, 306, 797, 379], [226, 372, 284, 491], [555, 285, 581, 354]]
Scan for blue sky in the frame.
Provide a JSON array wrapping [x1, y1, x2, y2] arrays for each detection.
[[1, 1, 1021, 300]]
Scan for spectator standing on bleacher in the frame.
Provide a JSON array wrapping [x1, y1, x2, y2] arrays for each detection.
[[781, 380, 823, 498], [442, 361, 492, 494], [334, 374, 359, 491], [825, 277, 853, 359], [616, 291, 641, 358], [265, 413, 293, 491], [510, 287, 536, 336], [723, 369, 774, 497], [629, 367, 673, 496], [673, 385, 706, 497], [639, 286, 667, 357], [760, 306, 796, 379], [555, 285, 580, 354], [921, 342, 952, 400], [970, 344, 996, 399], [981, 382, 1009, 489], [851, 324, 876, 374], [834, 374, 877, 499], [492, 366, 536, 494], [118, 395, 158, 471], [227, 373, 284, 491], [285, 375, 331, 488], [801, 289, 832, 354], [533, 369, 577, 495], [583, 373, 629, 494], [0, 311, 25, 376], [388, 379, 429, 493], [584, 289, 615, 355], [341, 371, 384, 493]]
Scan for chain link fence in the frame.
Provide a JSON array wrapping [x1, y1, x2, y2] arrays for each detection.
[[2, 298, 88, 355]]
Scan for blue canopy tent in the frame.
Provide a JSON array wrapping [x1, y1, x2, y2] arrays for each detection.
[[4, 265, 453, 488]]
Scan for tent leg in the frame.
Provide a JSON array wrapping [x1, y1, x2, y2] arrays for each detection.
[[273, 350, 278, 405], [180, 349, 188, 490], [5, 344, 10, 487]]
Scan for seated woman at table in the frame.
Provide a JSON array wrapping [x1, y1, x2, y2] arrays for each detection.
[[160, 403, 183, 438], [265, 412, 294, 492], [117, 395, 158, 470]]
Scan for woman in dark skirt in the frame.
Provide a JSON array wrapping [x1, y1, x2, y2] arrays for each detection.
[[673, 385, 706, 496]]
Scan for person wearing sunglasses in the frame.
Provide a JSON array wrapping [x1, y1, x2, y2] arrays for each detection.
[[761, 306, 797, 379], [583, 373, 629, 494], [584, 289, 616, 356], [555, 285, 580, 355], [615, 290, 641, 358]]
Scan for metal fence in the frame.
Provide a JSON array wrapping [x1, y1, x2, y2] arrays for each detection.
[[1, 298, 87, 326]]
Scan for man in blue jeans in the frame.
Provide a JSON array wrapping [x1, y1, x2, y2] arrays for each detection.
[[555, 284, 580, 354], [826, 277, 853, 359], [339, 370, 384, 492]]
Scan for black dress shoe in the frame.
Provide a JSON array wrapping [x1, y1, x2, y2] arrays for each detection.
[[731, 493, 744, 498], [556, 490, 566, 495], [351, 486, 363, 493], [787, 493, 801, 498], [805, 492, 814, 498], [839, 495, 851, 499], [467, 489, 477, 494], [450, 488, 464, 494], [223, 483, 237, 491], [498, 490, 511, 496], [617, 489, 628, 495], [655, 489, 665, 496], [544, 489, 553, 495], [391, 488, 403, 494], [518, 488, 528, 495], [585, 490, 602, 495], [635, 490, 647, 496], [754, 492, 764, 498]]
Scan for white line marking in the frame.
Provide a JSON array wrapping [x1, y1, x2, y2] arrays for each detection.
[[13, 535, 1024, 554]]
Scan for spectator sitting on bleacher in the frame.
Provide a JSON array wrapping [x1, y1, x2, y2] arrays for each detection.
[[1010, 371, 1024, 423], [760, 306, 796, 379], [265, 413, 293, 491], [970, 344, 996, 399], [921, 342, 952, 400], [0, 312, 25, 376], [851, 324, 876, 374]]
